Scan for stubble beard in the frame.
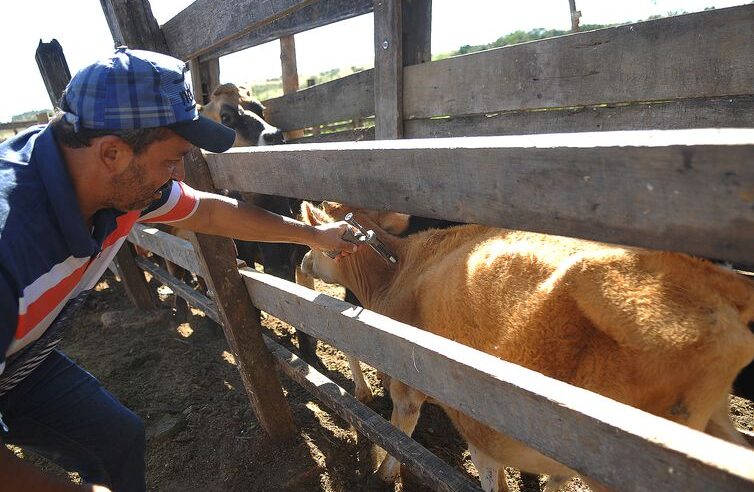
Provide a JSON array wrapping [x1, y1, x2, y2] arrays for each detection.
[[108, 157, 160, 211]]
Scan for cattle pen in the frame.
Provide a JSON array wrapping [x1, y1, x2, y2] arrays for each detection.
[[47, 1, 754, 491]]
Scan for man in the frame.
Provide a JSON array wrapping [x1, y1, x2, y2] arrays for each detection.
[[0, 48, 357, 491]]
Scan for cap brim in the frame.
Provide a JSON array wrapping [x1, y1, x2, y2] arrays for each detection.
[[170, 114, 236, 153]]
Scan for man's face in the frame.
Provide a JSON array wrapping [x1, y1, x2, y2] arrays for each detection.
[[109, 131, 192, 211]]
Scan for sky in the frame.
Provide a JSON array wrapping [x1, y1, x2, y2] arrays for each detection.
[[0, 0, 749, 122]]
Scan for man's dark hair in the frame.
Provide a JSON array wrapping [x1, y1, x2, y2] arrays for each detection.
[[49, 97, 173, 155]]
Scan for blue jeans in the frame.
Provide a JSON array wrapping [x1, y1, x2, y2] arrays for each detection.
[[0, 349, 146, 492]]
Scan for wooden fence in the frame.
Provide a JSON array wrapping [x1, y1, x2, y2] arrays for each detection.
[[0, 113, 50, 134], [95, 1, 754, 491]]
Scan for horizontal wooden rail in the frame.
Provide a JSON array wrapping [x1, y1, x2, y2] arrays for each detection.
[[194, 0, 372, 63], [163, 0, 317, 60], [134, 257, 220, 322], [264, 69, 374, 130], [262, 7, 753, 134], [404, 5, 754, 119], [404, 95, 754, 139], [240, 268, 754, 492], [205, 129, 754, 265], [128, 224, 202, 274], [264, 334, 481, 491]]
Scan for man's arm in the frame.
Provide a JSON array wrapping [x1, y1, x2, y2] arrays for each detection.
[[170, 191, 357, 259], [0, 445, 111, 491]]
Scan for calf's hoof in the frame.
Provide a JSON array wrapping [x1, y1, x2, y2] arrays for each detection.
[[366, 472, 395, 491]]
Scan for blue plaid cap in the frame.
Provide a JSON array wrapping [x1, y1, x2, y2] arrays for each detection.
[[62, 47, 235, 153]]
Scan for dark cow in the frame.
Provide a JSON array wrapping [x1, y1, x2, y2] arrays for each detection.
[[200, 83, 284, 147], [195, 83, 324, 371]]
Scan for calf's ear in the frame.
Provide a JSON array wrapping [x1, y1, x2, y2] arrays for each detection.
[[301, 201, 330, 225], [378, 212, 410, 235], [321, 201, 344, 216]]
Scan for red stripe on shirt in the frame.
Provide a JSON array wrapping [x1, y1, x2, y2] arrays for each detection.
[[142, 182, 198, 224], [16, 261, 90, 339], [102, 212, 140, 250]]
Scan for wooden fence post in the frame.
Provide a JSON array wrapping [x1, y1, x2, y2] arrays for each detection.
[[35, 39, 72, 108], [280, 35, 305, 140], [374, 0, 404, 140], [402, 0, 431, 66], [99, 0, 169, 53], [569, 0, 581, 32], [183, 149, 297, 441], [190, 57, 220, 105], [116, 243, 156, 309], [100, 0, 298, 441]]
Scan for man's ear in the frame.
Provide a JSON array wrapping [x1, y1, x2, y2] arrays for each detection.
[[301, 201, 330, 226], [97, 136, 133, 175]]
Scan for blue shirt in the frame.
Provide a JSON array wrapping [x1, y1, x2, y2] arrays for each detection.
[[0, 125, 200, 389]]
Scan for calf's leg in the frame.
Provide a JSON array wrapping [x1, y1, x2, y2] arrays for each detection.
[[293, 267, 328, 373], [468, 443, 508, 492], [347, 357, 373, 403], [375, 380, 427, 483], [341, 288, 374, 402]]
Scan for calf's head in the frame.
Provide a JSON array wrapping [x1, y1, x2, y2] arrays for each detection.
[[200, 83, 285, 147], [300, 201, 408, 288]]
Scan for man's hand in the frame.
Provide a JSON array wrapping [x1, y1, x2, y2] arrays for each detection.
[[310, 221, 359, 260]]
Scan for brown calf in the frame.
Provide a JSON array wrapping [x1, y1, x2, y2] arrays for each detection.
[[300, 202, 754, 492]]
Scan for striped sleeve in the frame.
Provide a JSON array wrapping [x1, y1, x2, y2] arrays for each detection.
[[138, 180, 200, 224]]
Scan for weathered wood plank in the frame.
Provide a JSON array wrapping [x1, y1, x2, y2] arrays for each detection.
[[162, 0, 319, 60], [0, 120, 37, 131], [404, 5, 754, 119], [134, 256, 221, 323], [205, 129, 754, 265], [263, 333, 481, 492], [404, 96, 754, 138], [279, 35, 304, 140], [35, 39, 72, 108], [264, 69, 374, 130], [128, 224, 202, 274], [373, 0, 403, 139], [99, 0, 169, 52], [115, 242, 155, 309], [241, 269, 754, 492], [195, 0, 373, 63], [184, 148, 297, 441]]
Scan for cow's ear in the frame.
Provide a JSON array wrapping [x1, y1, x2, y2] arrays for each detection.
[[301, 201, 329, 225], [378, 212, 410, 236]]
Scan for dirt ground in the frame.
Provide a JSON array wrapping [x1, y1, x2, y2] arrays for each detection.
[[10, 269, 754, 491]]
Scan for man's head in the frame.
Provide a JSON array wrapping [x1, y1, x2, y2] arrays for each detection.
[[51, 48, 235, 212], [58, 47, 234, 153]]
